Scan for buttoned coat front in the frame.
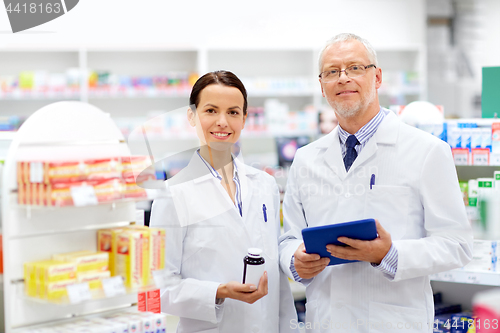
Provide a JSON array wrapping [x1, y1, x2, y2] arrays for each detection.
[[279, 111, 473, 333], [150, 152, 298, 333]]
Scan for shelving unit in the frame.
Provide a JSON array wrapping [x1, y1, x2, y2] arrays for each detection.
[[430, 164, 500, 310], [0, 46, 426, 115], [0, 101, 157, 332], [431, 270, 500, 286]]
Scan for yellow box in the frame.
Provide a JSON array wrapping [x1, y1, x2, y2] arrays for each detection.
[[52, 250, 92, 262], [53, 251, 109, 273], [45, 279, 76, 300], [77, 270, 111, 289], [115, 228, 150, 289], [36, 261, 77, 283], [98, 228, 125, 276], [31, 261, 77, 299], [149, 228, 165, 273], [24, 260, 52, 297]]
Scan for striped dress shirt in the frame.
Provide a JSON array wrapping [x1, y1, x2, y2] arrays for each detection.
[[197, 150, 243, 217]]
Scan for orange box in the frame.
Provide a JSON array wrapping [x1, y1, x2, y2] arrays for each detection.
[[121, 156, 155, 184], [45, 179, 124, 207], [122, 182, 148, 199], [17, 158, 123, 185]]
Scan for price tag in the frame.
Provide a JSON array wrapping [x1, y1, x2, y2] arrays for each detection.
[[152, 269, 169, 288], [452, 148, 469, 166], [67, 283, 92, 304], [29, 162, 44, 183], [102, 276, 126, 298], [442, 272, 455, 282], [70, 185, 98, 207], [466, 274, 480, 284], [472, 148, 490, 166]]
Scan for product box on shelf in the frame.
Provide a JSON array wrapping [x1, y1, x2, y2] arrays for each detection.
[[115, 227, 150, 289], [16, 155, 157, 207], [17, 158, 123, 185], [494, 171, 500, 189], [98, 226, 165, 286], [53, 251, 109, 273], [24, 260, 78, 299], [76, 270, 111, 290], [462, 240, 498, 273], [122, 155, 155, 184], [450, 312, 475, 333], [24, 249, 114, 301], [17, 310, 166, 333], [149, 228, 165, 273], [97, 228, 125, 277]]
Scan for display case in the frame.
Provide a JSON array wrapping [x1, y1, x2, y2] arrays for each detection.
[[0, 101, 163, 332]]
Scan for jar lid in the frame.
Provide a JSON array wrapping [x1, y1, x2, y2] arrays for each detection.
[[247, 248, 262, 257]]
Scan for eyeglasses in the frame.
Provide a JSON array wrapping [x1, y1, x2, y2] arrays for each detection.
[[319, 64, 376, 83]]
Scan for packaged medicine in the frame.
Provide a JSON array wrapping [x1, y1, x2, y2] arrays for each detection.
[[115, 228, 150, 288], [149, 228, 166, 274], [44, 278, 76, 300], [53, 251, 109, 273], [98, 228, 125, 276], [76, 270, 111, 289], [36, 261, 77, 284]]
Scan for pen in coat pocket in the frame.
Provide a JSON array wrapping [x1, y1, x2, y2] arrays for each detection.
[[370, 174, 375, 190], [262, 204, 267, 222]]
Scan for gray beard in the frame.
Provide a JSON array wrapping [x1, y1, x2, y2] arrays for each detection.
[[328, 81, 377, 118]]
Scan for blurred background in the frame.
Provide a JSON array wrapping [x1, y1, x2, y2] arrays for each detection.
[[2, 0, 500, 332]]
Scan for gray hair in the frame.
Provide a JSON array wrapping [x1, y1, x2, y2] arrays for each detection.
[[318, 33, 378, 73]]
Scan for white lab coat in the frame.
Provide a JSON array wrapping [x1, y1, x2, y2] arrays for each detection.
[[279, 111, 473, 333], [150, 152, 298, 333]]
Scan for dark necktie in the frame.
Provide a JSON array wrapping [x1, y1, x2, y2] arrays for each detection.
[[344, 134, 359, 172]]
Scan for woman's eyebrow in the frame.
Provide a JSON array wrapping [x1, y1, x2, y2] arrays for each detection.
[[203, 103, 219, 108]]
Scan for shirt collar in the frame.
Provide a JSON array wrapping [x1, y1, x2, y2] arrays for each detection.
[[196, 149, 238, 181], [338, 107, 387, 145]]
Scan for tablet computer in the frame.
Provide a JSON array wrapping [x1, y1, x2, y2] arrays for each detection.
[[301, 218, 377, 266]]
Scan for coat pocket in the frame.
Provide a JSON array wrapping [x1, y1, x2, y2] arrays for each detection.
[[257, 206, 278, 260], [368, 302, 428, 333], [365, 185, 410, 240]]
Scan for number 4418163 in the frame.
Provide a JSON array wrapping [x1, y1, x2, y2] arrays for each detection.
[[5, 2, 62, 14]]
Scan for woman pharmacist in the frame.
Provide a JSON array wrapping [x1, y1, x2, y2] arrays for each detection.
[[150, 71, 298, 333]]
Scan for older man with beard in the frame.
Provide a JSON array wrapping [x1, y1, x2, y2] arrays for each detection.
[[279, 33, 472, 333]]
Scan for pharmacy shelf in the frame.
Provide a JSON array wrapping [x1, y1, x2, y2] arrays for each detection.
[[0, 46, 425, 117], [87, 88, 191, 99], [0, 91, 80, 101], [0, 102, 154, 332], [127, 131, 318, 143], [7, 307, 143, 333], [456, 165, 500, 181], [7, 195, 138, 239], [430, 270, 500, 287]]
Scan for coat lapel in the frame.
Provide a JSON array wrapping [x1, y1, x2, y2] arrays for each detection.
[[321, 127, 347, 180], [234, 154, 258, 222], [346, 111, 400, 175]]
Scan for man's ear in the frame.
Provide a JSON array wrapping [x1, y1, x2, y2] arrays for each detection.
[[375, 67, 382, 89]]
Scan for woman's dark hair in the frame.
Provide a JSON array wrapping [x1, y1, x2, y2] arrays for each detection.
[[189, 70, 248, 115]]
